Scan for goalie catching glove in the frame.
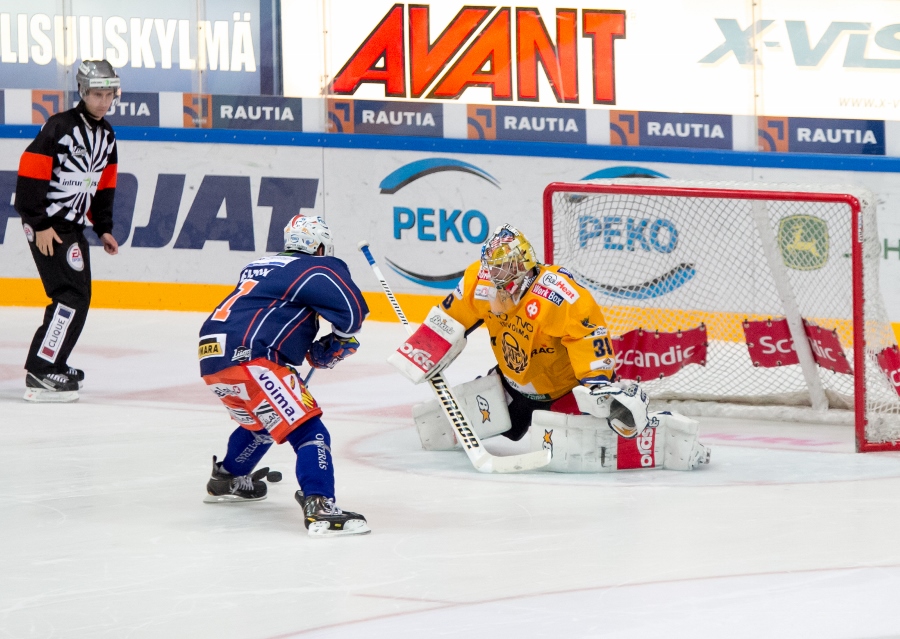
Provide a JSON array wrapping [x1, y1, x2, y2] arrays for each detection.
[[573, 380, 652, 439], [306, 332, 360, 369], [388, 306, 467, 384]]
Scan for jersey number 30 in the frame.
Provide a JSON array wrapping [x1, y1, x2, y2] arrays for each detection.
[[593, 337, 612, 358]]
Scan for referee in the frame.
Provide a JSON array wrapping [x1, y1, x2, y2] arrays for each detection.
[[15, 60, 121, 402]]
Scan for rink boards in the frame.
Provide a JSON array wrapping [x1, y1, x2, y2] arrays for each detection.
[[1, 133, 900, 333]]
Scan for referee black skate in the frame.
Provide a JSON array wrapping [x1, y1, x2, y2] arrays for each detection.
[[15, 60, 121, 403]]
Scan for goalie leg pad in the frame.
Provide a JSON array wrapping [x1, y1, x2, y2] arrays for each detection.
[[656, 411, 711, 470], [413, 374, 512, 450], [530, 411, 620, 473], [530, 410, 710, 472]]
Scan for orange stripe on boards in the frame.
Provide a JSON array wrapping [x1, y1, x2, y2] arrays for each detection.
[[17, 152, 52, 180]]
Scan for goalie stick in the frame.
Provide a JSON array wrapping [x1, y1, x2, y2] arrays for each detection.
[[358, 241, 552, 474]]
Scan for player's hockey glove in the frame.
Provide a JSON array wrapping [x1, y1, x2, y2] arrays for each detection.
[[306, 333, 360, 369], [572, 380, 652, 439]]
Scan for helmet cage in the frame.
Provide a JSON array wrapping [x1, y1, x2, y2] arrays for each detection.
[[480, 225, 537, 292]]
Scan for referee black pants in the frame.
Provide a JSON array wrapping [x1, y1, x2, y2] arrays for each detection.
[[24, 226, 92, 375]]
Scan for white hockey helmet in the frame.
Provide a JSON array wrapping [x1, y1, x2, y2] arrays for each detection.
[[76, 60, 121, 105], [284, 215, 334, 256]]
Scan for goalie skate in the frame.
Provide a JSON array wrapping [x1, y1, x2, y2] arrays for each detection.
[[295, 491, 370, 537]]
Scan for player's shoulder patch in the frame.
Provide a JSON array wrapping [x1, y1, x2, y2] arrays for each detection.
[[537, 269, 580, 304], [589, 325, 608, 338], [474, 284, 492, 301], [530, 282, 565, 306]]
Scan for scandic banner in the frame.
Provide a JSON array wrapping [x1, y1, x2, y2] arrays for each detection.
[[612, 325, 708, 382], [281, 0, 900, 120]]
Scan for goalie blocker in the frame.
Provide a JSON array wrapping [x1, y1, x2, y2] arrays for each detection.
[[413, 376, 710, 472], [388, 306, 467, 384]]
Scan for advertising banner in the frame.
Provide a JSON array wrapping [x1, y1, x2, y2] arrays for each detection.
[[0, 0, 264, 95], [282, 0, 900, 121], [212, 95, 302, 131], [611, 112, 733, 150], [759, 117, 886, 155], [326, 99, 443, 136]]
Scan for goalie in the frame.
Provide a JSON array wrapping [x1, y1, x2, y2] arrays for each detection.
[[388, 224, 710, 472]]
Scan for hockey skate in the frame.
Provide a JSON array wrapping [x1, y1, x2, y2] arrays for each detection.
[[295, 490, 370, 537], [203, 456, 269, 503], [64, 367, 85, 388], [23, 371, 79, 403]]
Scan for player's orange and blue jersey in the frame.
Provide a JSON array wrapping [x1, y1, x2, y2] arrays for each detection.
[[441, 261, 615, 401], [199, 253, 368, 377]]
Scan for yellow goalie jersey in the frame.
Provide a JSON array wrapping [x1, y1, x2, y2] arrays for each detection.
[[441, 261, 615, 401]]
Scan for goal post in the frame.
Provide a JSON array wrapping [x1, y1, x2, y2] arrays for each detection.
[[542, 179, 900, 452]]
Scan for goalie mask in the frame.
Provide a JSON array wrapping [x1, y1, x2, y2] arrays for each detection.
[[481, 224, 538, 314], [76, 60, 121, 106], [284, 215, 334, 256]]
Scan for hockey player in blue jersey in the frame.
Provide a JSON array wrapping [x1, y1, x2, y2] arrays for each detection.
[[198, 215, 371, 537]]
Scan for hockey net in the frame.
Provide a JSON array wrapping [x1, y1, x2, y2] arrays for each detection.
[[543, 179, 900, 452]]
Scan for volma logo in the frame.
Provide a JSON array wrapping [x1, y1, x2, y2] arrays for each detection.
[[383, 158, 498, 290]]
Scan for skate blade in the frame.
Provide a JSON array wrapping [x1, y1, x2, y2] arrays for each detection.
[[23, 389, 79, 403], [203, 494, 267, 504], [307, 519, 371, 537]]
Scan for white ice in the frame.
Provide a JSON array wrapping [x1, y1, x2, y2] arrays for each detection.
[[2, 307, 900, 639]]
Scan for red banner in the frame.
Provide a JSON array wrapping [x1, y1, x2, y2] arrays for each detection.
[[877, 345, 900, 397], [742, 318, 799, 368], [612, 325, 707, 382], [803, 320, 852, 375]]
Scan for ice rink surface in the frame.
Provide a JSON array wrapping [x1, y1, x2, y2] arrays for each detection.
[[2, 307, 900, 639]]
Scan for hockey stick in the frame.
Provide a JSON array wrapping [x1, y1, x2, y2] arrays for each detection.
[[358, 241, 551, 474]]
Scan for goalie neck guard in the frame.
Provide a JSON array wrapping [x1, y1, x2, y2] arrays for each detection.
[[481, 224, 538, 312], [284, 215, 334, 256]]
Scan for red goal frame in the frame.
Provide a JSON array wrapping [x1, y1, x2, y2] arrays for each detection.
[[543, 181, 896, 453]]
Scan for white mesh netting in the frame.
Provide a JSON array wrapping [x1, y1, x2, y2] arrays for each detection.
[[545, 179, 900, 447]]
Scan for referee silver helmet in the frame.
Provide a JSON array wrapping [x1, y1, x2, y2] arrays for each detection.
[[76, 60, 121, 105]]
